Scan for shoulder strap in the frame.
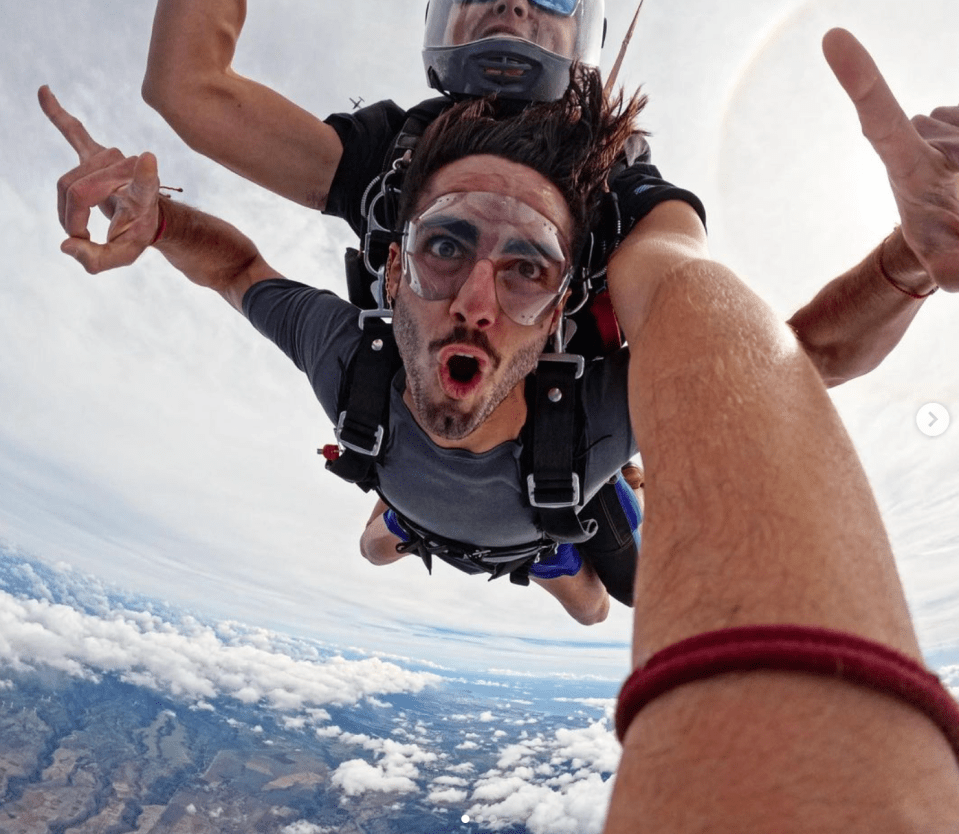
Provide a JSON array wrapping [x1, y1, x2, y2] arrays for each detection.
[[524, 354, 599, 544], [324, 312, 400, 491]]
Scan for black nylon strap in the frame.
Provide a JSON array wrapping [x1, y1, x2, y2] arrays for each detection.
[[526, 355, 598, 544], [325, 315, 399, 489], [392, 507, 552, 586]]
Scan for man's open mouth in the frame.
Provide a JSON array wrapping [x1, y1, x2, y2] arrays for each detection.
[[438, 345, 489, 399], [448, 353, 481, 384]]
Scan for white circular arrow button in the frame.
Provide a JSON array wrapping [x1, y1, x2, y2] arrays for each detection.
[[916, 403, 950, 438]]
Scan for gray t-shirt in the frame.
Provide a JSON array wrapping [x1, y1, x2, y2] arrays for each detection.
[[244, 279, 636, 548]]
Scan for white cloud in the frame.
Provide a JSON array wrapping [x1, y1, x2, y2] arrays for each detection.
[[330, 735, 440, 797], [332, 758, 419, 796], [431, 775, 470, 788], [282, 822, 336, 834], [451, 714, 619, 834], [428, 787, 469, 805], [0, 589, 440, 714]]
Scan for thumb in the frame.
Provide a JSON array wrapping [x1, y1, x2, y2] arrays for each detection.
[[129, 152, 160, 203]]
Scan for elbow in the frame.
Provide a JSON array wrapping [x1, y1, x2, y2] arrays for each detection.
[[141, 73, 200, 137], [141, 61, 179, 118], [141, 68, 220, 150]]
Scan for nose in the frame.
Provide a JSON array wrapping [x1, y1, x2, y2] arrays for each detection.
[[493, 1, 530, 19], [448, 259, 500, 329]]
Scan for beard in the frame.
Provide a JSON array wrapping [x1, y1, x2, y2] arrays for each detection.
[[392, 294, 547, 441]]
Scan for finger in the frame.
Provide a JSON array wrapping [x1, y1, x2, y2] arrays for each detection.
[[912, 114, 959, 169], [821, 29, 928, 182], [61, 235, 144, 275], [38, 85, 105, 161], [928, 105, 959, 129], [61, 157, 138, 238], [55, 147, 127, 229]]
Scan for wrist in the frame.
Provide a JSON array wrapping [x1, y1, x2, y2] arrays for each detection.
[[149, 195, 170, 247], [878, 228, 938, 299]]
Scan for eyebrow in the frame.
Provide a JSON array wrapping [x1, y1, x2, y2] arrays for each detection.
[[503, 238, 564, 263], [419, 216, 479, 246]]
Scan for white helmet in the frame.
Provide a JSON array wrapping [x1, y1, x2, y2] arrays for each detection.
[[423, 0, 605, 101]]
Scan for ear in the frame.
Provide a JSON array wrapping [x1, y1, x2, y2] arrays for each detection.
[[547, 289, 572, 336], [386, 242, 403, 303]]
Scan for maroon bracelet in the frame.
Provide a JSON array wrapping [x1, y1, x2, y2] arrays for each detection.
[[615, 625, 959, 763], [876, 234, 938, 299], [149, 202, 167, 246]]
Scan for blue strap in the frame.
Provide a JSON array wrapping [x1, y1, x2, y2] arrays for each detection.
[[383, 508, 410, 542], [529, 542, 582, 579]]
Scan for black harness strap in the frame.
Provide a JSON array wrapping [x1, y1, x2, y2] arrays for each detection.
[[391, 509, 555, 586], [525, 354, 598, 544], [324, 312, 399, 490]]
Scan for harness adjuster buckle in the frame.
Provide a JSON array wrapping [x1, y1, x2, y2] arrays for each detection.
[[537, 352, 585, 379], [335, 411, 385, 458], [527, 473, 581, 509]]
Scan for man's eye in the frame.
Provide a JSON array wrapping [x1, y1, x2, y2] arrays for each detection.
[[425, 235, 465, 260], [509, 260, 547, 284]]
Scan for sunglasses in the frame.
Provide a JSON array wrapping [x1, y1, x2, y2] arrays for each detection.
[[401, 192, 572, 326], [455, 0, 579, 17]]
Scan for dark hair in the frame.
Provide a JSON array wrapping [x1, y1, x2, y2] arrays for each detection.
[[398, 65, 647, 255]]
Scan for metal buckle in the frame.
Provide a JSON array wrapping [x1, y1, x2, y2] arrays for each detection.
[[537, 351, 585, 379], [357, 307, 392, 329], [527, 473, 581, 509], [335, 411, 384, 458]]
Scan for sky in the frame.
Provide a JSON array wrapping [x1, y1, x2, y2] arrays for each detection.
[[1, 0, 958, 681]]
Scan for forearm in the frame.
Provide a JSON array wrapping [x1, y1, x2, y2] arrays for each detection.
[[152, 196, 276, 310], [143, 0, 342, 209], [621, 258, 918, 658], [604, 247, 959, 830], [788, 227, 935, 387]]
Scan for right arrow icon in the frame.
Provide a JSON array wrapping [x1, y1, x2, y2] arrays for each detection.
[[917, 403, 950, 438]]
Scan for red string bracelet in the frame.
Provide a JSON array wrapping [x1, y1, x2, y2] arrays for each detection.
[[615, 624, 959, 763], [876, 234, 938, 299], [149, 201, 167, 247]]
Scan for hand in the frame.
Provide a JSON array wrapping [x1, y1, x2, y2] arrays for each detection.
[[39, 85, 161, 274], [823, 29, 959, 292]]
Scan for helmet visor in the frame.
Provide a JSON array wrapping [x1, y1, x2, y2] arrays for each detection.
[[402, 192, 572, 326], [425, 0, 603, 65], [458, 0, 579, 15]]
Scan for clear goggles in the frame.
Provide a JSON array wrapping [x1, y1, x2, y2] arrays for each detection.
[[401, 192, 572, 326], [453, 0, 579, 17]]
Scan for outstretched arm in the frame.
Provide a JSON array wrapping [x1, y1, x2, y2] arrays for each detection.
[[788, 28, 958, 386], [601, 35, 959, 833], [142, 0, 343, 210], [40, 86, 276, 311]]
